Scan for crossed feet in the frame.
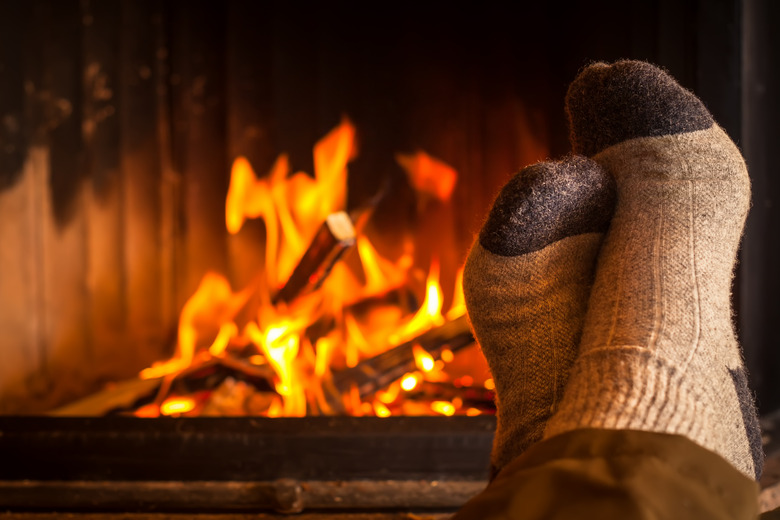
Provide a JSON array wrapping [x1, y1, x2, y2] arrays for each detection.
[[463, 60, 763, 481]]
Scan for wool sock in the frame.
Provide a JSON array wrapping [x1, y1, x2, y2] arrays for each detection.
[[544, 60, 764, 480], [463, 156, 615, 476]]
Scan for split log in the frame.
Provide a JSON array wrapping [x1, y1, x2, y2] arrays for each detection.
[[151, 354, 276, 408], [330, 313, 474, 398], [409, 381, 496, 411], [272, 211, 356, 305], [50, 353, 277, 416], [48, 377, 163, 417]]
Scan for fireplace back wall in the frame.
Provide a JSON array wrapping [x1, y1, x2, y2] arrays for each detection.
[[1, 0, 762, 414]]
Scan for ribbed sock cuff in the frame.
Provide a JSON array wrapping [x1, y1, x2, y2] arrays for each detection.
[[545, 346, 714, 447]]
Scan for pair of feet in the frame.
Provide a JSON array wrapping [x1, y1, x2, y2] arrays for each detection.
[[463, 60, 763, 481]]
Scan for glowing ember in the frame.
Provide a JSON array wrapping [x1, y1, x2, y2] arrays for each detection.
[[401, 374, 418, 392], [373, 401, 391, 418], [376, 383, 400, 404], [413, 345, 435, 373], [457, 375, 474, 387], [160, 397, 196, 416], [134, 403, 159, 418], [431, 401, 455, 416]]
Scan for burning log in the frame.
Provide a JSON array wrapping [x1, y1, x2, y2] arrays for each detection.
[[410, 381, 496, 411], [272, 211, 356, 305], [200, 377, 278, 416], [49, 353, 278, 417], [146, 354, 277, 414], [48, 377, 163, 417], [330, 313, 475, 399]]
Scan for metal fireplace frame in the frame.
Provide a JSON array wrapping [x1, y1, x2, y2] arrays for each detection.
[[0, 415, 494, 516]]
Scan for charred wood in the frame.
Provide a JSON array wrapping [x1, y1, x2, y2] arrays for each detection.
[[272, 212, 356, 305], [331, 314, 474, 398]]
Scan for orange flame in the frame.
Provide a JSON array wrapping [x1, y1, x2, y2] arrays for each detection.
[[314, 335, 337, 378], [446, 266, 466, 321], [352, 234, 412, 302], [225, 118, 356, 288], [373, 401, 391, 418], [431, 401, 455, 416], [389, 258, 444, 344], [312, 116, 356, 217], [396, 151, 457, 202], [141, 273, 250, 379], [246, 320, 306, 417], [413, 344, 435, 373], [376, 382, 401, 404], [208, 322, 238, 357]]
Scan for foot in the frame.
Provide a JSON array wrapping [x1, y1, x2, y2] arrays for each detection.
[[464, 155, 615, 476], [545, 60, 762, 480]]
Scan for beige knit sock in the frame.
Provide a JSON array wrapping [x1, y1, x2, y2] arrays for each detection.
[[464, 156, 615, 477], [545, 60, 763, 479]]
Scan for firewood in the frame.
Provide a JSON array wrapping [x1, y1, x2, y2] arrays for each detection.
[[151, 354, 276, 408], [407, 381, 496, 412], [48, 377, 163, 417], [330, 313, 474, 398], [272, 211, 356, 305]]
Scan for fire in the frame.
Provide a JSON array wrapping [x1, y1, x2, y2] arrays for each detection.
[[160, 397, 196, 416], [388, 258, 445, 345], [245, 321, 306, 417], [431, 401, 456, 416], [401, 374, 418, 392], [209, 322, 238, 357], [373, 401, 391, 418], [354, 234, 412, 301], [140, 273, 249, 380], [225, 117, 355, 288], [396, 151, 457, 202], [446, 267, 466, 321], [413, 345, 435, 373], [134, 118, 493, 419]]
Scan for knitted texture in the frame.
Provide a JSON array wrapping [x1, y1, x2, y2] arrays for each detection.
[[566, 60, 713, 157], [464, 157, 615, 475], [545, 61, 762, 480], [479, 156, 615, 256]]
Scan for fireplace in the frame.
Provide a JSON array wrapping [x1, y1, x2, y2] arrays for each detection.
[[2, 0, 779, 515]]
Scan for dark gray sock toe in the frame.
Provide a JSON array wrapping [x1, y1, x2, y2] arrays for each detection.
[[566, 60, 714, 157], [479, 156, 616, 257]]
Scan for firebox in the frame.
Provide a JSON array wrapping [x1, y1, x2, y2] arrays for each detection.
[[2, 0, 779, 516]]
